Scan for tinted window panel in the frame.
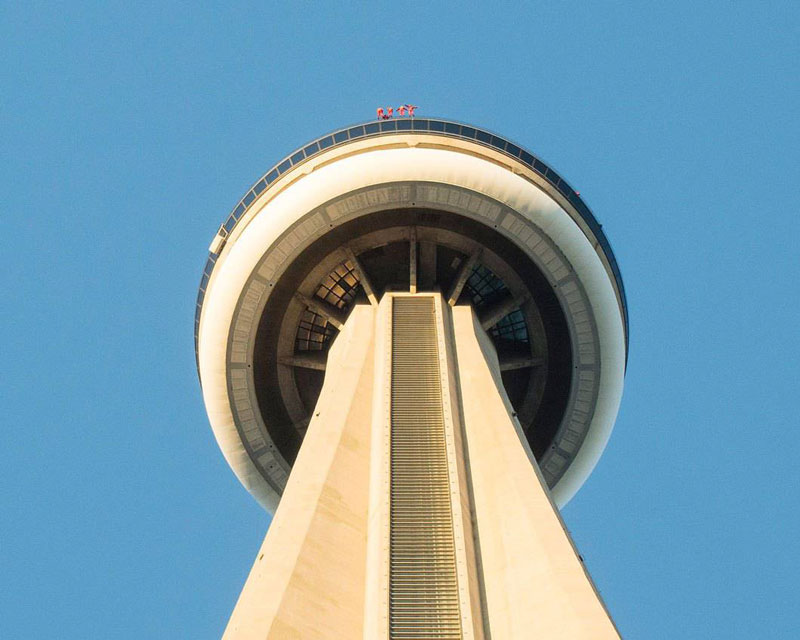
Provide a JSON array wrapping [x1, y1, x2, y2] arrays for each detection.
[[461, 126, 476, 138], [429, 120, 445, 132], [444, 122, 460, 134], [277, 159, 291, 173], [348, 125, 365, 138], [396, 119, 412, 130], [490, 135, 507, 150], [334, 131, 348, 143], [365, 122, 380, 134], [476, 130, 491, 143], [303, 142, 320, 156], [319, 136, 334, 149], [290, 151, 305, 164]]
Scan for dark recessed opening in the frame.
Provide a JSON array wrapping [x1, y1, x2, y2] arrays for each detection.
[[251, 208, 572, 470]]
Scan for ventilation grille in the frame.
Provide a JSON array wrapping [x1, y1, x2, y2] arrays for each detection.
[[390, 297, 462, 639]]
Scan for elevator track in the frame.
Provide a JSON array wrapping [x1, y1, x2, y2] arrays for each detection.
[[389, 296, 462, 639]]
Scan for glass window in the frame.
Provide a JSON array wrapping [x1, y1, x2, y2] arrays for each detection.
[[533, 159, 547, 174], [223, 216, 236, 232], [319, 136, 334, 149], [348, 125, 365, 138], [265, 169, 279, 184], [476, 130, 491, 144], [462, 263, 509, 309], [489, 309, 529, 344], [314, 260, 361, 309], [364, 122, 380, 134], [520, 151, 534, 166], [412, 119, 427, 130], [505, 143, 521, 158], [303, 141, 320, 156], [295, 309, 337, 352], [461, 126, 476, 138], [444, 122, 460, 134], [490, 135, 506, 150], [243, 191, 255, 206], [253, 179, 267, 195], [334, 130, 348, 143], [290, 150, 304, 164], [429, 120, 445, 132], [277, 159, 291, 174], [396, 119, 411, 130], [380, 120, 397, 131]]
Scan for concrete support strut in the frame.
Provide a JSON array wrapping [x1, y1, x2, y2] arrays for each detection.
[[344, 246, 378, 306], [294, 292, 346, 330]]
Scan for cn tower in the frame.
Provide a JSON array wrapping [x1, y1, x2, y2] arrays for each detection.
[[195, 115, 628, 638]]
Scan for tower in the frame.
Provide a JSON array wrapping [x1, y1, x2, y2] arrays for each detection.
[[196, 117, 628, 638]]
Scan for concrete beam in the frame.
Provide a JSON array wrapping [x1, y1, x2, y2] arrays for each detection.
[[293, 415, 311, 435], [447, 249, 481, 306], [279, 353, 328, 371], [295, 292, 346, 330], [499, 354, 544, 372], [344, 247, 378, 306], [480, 292, 530, 330]]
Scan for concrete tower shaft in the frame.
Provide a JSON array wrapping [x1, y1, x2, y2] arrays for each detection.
[[223, 295, 619, 639]]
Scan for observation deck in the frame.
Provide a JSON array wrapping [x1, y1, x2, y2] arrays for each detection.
[[196, 118, 628, 510]]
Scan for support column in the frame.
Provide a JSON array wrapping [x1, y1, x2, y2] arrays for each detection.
[[223, 306, 376, 639], [449, 305, 619, 638], [447, 250, 481, 306], [223, 297, 618, 640]]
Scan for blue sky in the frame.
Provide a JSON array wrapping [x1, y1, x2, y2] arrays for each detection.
[[2, 2, 798, 638]]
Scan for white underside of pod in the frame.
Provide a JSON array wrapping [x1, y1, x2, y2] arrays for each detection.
[[198, 143, 625, 509]]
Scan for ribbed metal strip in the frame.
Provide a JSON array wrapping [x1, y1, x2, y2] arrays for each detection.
[[390, 297, 462, 639]]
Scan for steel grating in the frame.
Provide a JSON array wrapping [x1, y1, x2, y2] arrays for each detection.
[[390, 297, 462, 639]]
